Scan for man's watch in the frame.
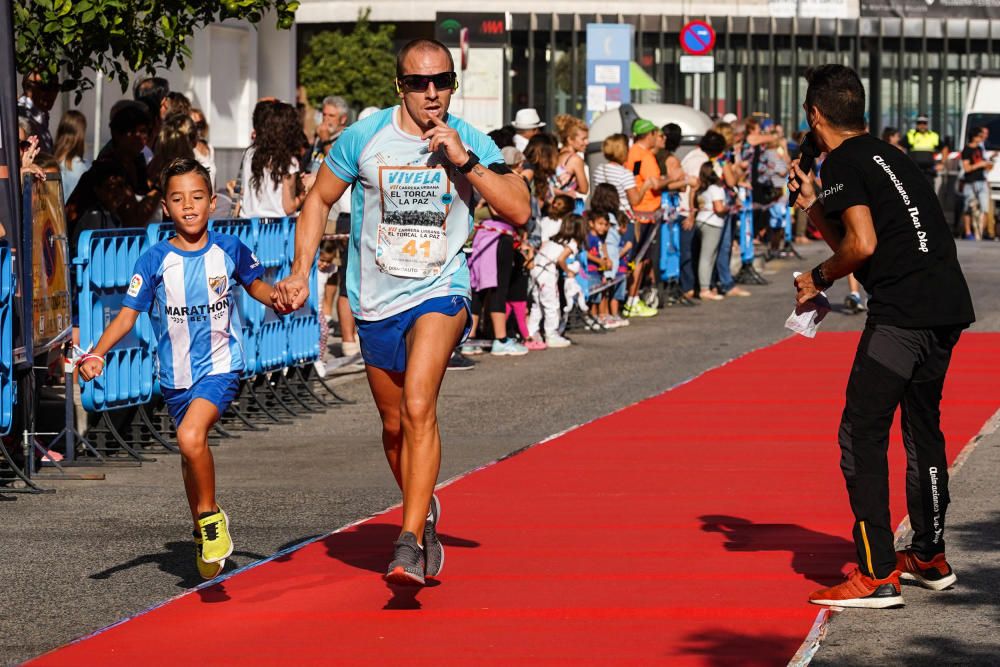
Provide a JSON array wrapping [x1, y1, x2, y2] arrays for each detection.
[[458, 151, 480, 175], [811, 264, 834, 290]]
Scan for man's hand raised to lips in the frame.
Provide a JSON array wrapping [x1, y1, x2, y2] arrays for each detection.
[[421, 114, 470, 167]]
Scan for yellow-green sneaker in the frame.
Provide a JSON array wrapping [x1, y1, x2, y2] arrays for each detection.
[[198, 508, 234, 563], [193, 531, 225, 580]]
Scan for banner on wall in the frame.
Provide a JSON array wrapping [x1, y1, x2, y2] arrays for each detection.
[[861, 0, 1000, 17]]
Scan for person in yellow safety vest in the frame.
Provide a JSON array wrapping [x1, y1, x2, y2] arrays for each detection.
[[905, 114, 941, 182]]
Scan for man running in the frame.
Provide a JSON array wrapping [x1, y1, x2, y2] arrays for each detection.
[[789, 65, 975, 608], [274, 39, 530, 585]]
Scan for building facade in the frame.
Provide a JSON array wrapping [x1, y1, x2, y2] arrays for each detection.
[[297, 0, 1000, 148]]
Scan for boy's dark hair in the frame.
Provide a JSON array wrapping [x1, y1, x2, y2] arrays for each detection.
[[662, 123, 682, 153], [585, 209, 609, 225], [589, 183, 620, 218], [698, 130, 726, 158], [804, 64, 866, 131], [396, 39, 455, 79], [160, 157, 213, 194], [319, 239, 338, 254], [968, 126, 985, 142]]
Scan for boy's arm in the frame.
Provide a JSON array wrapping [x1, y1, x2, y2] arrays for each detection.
[[79, 307, 141, 381], [245, 278, 277, 309]]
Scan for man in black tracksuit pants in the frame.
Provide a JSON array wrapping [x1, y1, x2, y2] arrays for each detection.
[[789, 65, 976, 609]]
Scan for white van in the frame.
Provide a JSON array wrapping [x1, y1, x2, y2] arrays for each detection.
[[585, 103, 714, 176], [959, 73, 1000, 203]]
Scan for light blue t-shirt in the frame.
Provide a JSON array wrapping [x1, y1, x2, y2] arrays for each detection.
[[122, 232, 264, 389], [324, 106, 503, 321]]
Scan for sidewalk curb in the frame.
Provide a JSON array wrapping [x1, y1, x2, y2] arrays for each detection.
[[788, 406, 1000, 667]]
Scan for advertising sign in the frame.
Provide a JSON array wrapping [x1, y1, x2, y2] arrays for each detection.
[[586, 23, 633, 123], [861, 0, 1000, 17], [30, 176, 70, 353]]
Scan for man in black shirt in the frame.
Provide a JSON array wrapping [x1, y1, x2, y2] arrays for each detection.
[[789, 65, 975, 609], [960, 126, 993, 240]]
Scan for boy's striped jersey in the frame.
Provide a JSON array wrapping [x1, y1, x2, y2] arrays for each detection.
[[122, 232, 264, 389]]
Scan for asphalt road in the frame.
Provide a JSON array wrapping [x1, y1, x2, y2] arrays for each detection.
[[2, 240, 998, 666]]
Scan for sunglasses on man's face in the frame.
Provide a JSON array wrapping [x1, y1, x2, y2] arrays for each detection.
[[397, 71, 458, 93]]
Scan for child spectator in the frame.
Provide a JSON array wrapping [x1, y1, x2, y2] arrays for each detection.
[[552, 214, 589, 322], [508, 230, 537, 348], [588, 184, 629, 328], [689, 162, 730, 301], [78, 158, 277, 581], [526, 196, 575, 347], [585, 211, 613, 321]]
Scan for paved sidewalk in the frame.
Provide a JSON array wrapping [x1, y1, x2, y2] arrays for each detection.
[[811, 409, 1000, 666]]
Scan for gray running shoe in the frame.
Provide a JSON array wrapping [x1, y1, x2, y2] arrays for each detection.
[[424, 494, 444, 577], [385, 531, 425, 586]]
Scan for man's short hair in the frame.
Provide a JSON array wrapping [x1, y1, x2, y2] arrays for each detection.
[[969, 126, 985, 142], [160, 157, 213, 194], [109, 103, 150, 135], [322, 95, 350, 115], [698, 130, 726, 158], [804, 65, 866, 131], [396, 39, 455, 79]]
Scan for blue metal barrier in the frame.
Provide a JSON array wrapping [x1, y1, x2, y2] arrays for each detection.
[[75, 229, 154, 411], [0, 242, 15, 435], [254, 218, 290, 373], [739, 187, 755, 264]]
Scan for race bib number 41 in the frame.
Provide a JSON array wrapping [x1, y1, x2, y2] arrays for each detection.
[[377, 166, 452, 278]]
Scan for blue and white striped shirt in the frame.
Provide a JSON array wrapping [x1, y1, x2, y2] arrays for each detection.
[[122, 232, 264, 389]]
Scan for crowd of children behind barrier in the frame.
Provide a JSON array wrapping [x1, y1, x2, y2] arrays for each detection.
[[450, 112, 806, 359]]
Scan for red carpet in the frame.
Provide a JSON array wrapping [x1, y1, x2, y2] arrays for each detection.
[[31, 332, 1000, 666]]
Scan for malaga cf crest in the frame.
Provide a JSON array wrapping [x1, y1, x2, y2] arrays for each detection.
[[209, 275, 227, 298]]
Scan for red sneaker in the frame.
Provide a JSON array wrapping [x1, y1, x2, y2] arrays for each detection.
[[896, 549, 957, 591], [808, 568, 904, 608]]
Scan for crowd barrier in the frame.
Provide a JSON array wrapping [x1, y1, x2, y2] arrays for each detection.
[[3, 216, 342, 491], [0, 241, 14, 436]]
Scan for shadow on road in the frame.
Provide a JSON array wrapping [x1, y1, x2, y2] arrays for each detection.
[[699, 515, 855, 586], [320, 522, 480, 574], [676, 628, 803, 666], [89, 541, 268, 590]]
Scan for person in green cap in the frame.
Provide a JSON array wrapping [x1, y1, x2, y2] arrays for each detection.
[[624, 118, 664, 317]]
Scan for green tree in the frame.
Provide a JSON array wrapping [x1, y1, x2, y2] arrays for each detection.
[[13, 0, 299, 99], [297, 10, 398, 111]]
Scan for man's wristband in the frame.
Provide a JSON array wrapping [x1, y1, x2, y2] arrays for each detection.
[[458, 151, 480, 175], [811, 264, 834, 290]]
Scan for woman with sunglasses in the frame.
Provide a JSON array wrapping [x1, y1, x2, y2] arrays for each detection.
[[275, 39, 531, 586]]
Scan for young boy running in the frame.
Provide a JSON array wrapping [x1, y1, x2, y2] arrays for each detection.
[[78, 158, 275, 580]]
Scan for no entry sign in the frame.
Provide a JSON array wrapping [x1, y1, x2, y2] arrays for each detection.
[[680, 20, 716, 56]]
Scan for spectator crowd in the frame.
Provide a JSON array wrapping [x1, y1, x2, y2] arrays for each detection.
[[11, 69, 995, 371]]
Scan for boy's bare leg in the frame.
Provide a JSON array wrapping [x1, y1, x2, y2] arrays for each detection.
[[176, 399, 221, 527]]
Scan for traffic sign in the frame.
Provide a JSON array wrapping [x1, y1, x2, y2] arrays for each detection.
[[680, 55, 715, 74], [680, 21, 716, 56]]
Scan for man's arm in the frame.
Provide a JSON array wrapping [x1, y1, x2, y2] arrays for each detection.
[[424, 114, 530, 225], [275, 166, 350, 311], [466, 164, 531, 225]]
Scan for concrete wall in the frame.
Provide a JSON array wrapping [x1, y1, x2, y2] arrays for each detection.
[[42, 11, 297, 190]]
